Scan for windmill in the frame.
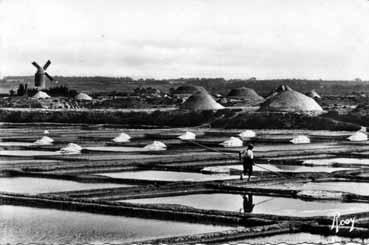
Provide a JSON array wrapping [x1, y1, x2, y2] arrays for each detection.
[[32, 60, 54, 89]]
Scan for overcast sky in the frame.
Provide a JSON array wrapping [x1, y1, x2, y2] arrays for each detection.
[[1, 0, 369, 79]]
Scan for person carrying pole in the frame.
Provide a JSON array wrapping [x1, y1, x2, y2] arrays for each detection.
[[239, 143, 254, 181]]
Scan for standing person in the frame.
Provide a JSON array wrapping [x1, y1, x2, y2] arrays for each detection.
[[239, 144, 254, 181]]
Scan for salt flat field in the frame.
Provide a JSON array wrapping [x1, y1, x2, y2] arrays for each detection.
[[3, 1, 369, 243], [1, 123, 369, 244]]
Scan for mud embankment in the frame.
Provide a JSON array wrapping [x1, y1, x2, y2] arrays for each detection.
[[0, 109, 361, 130], [322, 111, 369, 128]]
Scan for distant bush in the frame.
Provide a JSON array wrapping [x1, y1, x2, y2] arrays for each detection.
[[10, 84, 78, 98], [16, 83, 28, 96], [43, 86, 78, 97]]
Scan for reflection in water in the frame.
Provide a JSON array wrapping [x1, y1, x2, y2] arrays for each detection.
[[124, 193, 369, 217], [242, 194, 255, 213]]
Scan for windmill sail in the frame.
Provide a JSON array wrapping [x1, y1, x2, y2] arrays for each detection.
[[43, 60, 51, 70], [45, 72, 53, 81], [32, 62, 41, 69], [32, 60, 53, 89]]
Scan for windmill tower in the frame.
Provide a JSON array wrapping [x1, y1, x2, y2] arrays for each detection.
[[32, 60, 54, 89]]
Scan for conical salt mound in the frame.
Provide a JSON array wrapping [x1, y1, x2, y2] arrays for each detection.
[[59, 143, 82, 154], [143, 141, 167, 151], [33, 91, 50, 99], [219, 137, 243, 147], [347, 131, 368, 142], [290, 135, 310, 144], [180, 90, 224, 111], [306, 90, 321, 99], [227, 87, 264, 103], [112, 133, 131, 143], [239, 130, 256, 139], [75, 92, 92, 101], [33, 136, 54, 145], [178, 131, 196, 140], [259, 89, 323, 112]]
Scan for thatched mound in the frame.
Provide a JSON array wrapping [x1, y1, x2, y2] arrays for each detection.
[[265, 84, 293, 100], [227, 87, 264, 104], [306, 90, 321, 99], [75, 92, 92, 101], [172, 85, 205, 95], [259, 88, 323, 113], [180, 90, 224, 111]]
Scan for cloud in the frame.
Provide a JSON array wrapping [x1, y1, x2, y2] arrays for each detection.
[[1, 0, 369, 79]]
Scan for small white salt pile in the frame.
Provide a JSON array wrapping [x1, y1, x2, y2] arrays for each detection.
[[33, 136, 54, 145], [112, 133, 131, 143], [219, 137, 243, 148], [290, 135, 310, 144], [178, 131, 196, 140], [75, 92, 93, 101], [238, 130, 256, 139], [347, 131, 368, 142], [143, 141, 167, 151], [44, 130, 49, 134], [33, 91, 50, 99], [59, 143, 82, 154]]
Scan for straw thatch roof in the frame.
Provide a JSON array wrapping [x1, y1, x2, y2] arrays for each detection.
[[180, 90, 224, 111], [259, 86, 323, 112], [306, 90, 321, 99], [227, 87, 264, 104], [75, 92, 92, 101]]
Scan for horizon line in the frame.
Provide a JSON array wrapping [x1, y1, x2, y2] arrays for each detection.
[[2, 75, 368, 82]]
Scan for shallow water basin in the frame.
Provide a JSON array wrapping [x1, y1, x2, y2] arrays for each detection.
[[122, 193, 369, 217], [98, 170, 238, 181], [0, 205, 231, 244], [300, 181, 369, 196], [303, 158, 369, 166], [242, 181, 369, 196], [228, 232, 369, 244], [0, 177, 131, 194], [0, 142, 35, 147], [0, 150, 64, 157]]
